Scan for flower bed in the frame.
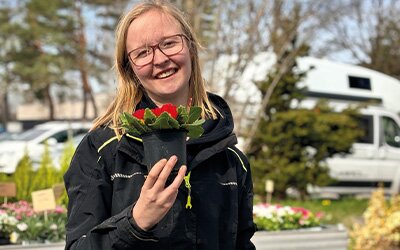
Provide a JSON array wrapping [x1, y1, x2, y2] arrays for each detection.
[[253, 203, 323, 231], [0, 201, 66, 245]]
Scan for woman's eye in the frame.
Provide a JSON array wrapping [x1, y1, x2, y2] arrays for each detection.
[[161, 40, 178, 48], [135, 48, 150, 58]]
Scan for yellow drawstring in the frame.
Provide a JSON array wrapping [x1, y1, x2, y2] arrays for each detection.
[[184, 171, 192, 209]]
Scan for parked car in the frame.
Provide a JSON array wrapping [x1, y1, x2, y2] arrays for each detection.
[[0, 132, 18, 141], [0, 121, 91, 174]]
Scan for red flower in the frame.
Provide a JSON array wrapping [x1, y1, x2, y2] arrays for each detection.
[[133, 104, 178, 120], [152, 107, 163, 117], [160, 103, 178, 119], [133, 109, 145, 120]]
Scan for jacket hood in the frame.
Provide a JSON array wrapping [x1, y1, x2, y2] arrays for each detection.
[[188, 92, 235, 146]]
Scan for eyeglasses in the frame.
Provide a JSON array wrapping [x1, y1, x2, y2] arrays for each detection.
[[127, 34, 188, 67]]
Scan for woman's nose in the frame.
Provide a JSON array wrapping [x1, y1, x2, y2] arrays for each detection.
[[152, 47, 170, 65]]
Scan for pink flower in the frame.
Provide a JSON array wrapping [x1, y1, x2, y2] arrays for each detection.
[[54, 206, 65, 214]]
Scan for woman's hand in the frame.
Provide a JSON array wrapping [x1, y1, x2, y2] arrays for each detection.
[[132, 155, 187, 231]]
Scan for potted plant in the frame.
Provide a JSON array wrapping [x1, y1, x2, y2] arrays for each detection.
[[120, 103, 205, 175], [0, 211, 17, 245]]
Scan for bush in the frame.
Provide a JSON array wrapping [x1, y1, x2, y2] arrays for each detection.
[[351, 188, 400, 249]]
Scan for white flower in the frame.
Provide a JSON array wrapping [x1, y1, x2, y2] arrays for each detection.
[[9, 232, 19, 244], [17, 223, 28, 232], [50, 224, 58, 230]]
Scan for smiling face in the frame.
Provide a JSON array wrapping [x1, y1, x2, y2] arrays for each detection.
[[126, 9, 192, 107]]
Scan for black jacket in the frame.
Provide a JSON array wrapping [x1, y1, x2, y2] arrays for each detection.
[[64, 93, 256, 250]]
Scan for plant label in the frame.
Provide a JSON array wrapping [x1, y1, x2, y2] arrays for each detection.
[[0, 182, 16, 197], [32, 189, 56, 212]]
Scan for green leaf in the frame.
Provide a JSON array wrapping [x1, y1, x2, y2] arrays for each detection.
[[187, 106, 202, 124], [149, 112, 180, 130], [144, 108, 156, 125], [185, 125, 204, 138], [120, 113, 129, 125], [125, 126, 141, 135], [190, 119, 205, 126], [121, 112, 149, 134], [177, 105, 189, 124]]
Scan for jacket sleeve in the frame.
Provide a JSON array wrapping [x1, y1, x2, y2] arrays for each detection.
[[64, 132, 158, 250], [232, 147, 256, 250]]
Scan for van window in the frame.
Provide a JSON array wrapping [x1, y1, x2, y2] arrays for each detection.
[[348, 76, 371, 90], [49, 130, 69, 143], [356, 115, 373, 144], [382, 116, 400, 148]]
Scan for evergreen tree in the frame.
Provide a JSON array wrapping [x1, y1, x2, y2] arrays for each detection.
[[13, 149, 34, 201], [0, 4, 18, 123], [250, 104, 361, 199], [31, 141, 57, 191], [57, 140, 76, 206], [12, 0, 76, 120], [59, 139, 75, 181]]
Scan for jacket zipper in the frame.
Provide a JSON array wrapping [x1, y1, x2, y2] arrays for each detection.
[[184, 171, 192, 209]]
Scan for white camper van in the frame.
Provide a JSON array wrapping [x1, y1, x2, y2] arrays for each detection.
[[297, 57, 400, 196]]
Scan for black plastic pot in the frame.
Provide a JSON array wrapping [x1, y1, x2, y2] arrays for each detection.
[[142, 129, 187, 177]]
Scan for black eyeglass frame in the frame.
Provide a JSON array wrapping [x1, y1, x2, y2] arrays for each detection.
[[127, 34, 189, 67]]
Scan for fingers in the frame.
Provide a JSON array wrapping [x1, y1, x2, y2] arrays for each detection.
[[168, 165, 187, 190], [143, 156, 178, 190], [142, 158, 167, 189], [158, 165, 187, 206], [153, 156, 177, 190]]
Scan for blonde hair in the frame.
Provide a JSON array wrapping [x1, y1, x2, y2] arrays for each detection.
[[92, 0, 217, 137]]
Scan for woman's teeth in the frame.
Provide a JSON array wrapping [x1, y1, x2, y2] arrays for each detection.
[[156, 69, 176, 79]]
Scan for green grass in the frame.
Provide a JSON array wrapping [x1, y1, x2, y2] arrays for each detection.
[[255, 196, 369, 229]]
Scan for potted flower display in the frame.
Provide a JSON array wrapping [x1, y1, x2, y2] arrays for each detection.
[[252, 203, 348, 250], [120, 103, 205, 174], [0, 210, 18, 245], [253, 203, 323, 231], [0, 201, 67, 245]]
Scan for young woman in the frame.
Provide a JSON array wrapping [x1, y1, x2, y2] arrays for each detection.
[[64, 1, 256, 249]]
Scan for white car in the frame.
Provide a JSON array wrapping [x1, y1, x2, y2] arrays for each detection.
[[0, 121, 91, 174]]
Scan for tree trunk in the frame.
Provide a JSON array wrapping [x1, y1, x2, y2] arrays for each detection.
[[0, 79, 10, 126], [75, 2, 97, 120], [44, 85, 54, 120]]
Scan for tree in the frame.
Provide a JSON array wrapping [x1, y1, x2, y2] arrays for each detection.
[[31, 141, 57, 191], [13, 149, 34, 201], [250, 104, 362, 199], [71, 0, 129, 120], [243, 0, 341, 151], [247, 1, 362, 199], [314, 0, 400, 79], [170, 0, 216, 47], [57, 140, 76, 206], [0, 2, 21, 124], [12, 0, 76, 120]]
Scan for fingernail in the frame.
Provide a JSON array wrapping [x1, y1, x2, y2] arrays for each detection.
[[171, 155, 177, 162]]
